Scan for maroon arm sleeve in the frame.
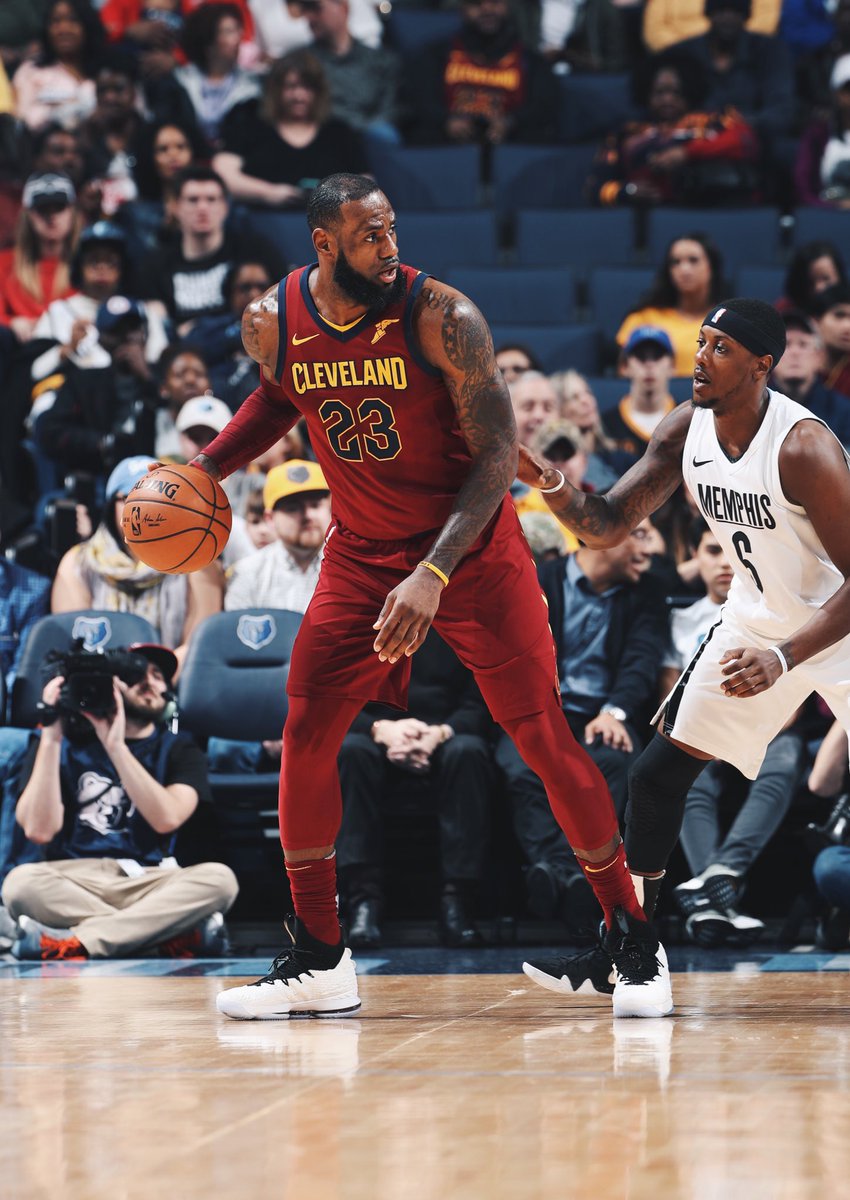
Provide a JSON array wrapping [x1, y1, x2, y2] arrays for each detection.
[[201, 373, 301, 479]]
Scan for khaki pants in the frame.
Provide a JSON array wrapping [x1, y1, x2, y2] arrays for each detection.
[[1, 858, 239, 958]]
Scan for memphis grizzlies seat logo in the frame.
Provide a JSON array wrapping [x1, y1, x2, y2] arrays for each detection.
[[237, 614, 277, 650], [71, 616, 113, 650]]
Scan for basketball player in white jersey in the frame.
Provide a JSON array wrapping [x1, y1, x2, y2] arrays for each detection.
[[517, 297, 850, 1008]]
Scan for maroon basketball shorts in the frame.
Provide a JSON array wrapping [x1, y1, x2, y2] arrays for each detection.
[[287, 497, 559, 722]]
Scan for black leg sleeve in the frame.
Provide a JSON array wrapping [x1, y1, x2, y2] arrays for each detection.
[[624, 733, 711, 875]]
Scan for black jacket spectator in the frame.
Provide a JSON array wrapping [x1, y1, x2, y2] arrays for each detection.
[[38, 358, 157, 474]]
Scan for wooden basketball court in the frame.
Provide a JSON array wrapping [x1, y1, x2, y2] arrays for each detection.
[[2, 965, 849, 1199]]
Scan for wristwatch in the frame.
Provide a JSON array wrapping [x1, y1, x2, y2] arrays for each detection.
[[600, 704, 627, 722]]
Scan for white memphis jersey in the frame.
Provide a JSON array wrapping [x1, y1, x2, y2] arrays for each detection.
[[682, 388, 849, 640]]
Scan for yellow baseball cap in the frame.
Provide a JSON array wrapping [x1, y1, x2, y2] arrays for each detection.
[[263, 459, 329, 510]]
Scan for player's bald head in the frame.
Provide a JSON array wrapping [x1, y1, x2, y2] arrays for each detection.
[[307, 173, 384, 232]]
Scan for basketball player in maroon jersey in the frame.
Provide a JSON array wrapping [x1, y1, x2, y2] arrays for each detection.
[[182, 174, 671, 1020]]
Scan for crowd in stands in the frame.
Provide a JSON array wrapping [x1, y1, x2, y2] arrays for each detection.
[[0, 0, 850, 960]]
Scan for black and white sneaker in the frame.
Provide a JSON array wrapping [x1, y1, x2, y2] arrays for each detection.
[[672, 875, 713, 918], [216, 917, 360, 1021], [686, 866, 765, 946], [686, 907, 765, 947], [522, 941, 616, 997], [604, 906, 673, 1018]]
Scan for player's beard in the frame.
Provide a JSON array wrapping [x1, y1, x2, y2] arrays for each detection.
[[333, 249, 406, 313]]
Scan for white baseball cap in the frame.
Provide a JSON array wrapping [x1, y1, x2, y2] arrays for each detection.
[[175, 395, 232, 434]]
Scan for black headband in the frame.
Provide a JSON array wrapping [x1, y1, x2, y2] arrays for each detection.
[[703, 303, 785, 363]]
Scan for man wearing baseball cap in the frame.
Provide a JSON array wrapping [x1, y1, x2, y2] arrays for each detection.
[[224, 460, 331, 613], [603, 326, 678, 459], [3, 640, 238, 961]]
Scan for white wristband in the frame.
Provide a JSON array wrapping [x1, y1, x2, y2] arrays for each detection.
[[769, 645, 789, 675], [539, 469, 566, 495]]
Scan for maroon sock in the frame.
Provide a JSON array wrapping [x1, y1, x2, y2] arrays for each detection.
[[285, 853, 341, 946], [578, 842, 645, 929]]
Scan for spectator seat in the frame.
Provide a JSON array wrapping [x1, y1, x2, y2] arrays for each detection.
[[385, 7, 463, 53], [449, 267, 576, 325], [555, 72, 635, 144], [792, 207, 850, 259], [489, 323, 601, 374], [514, 208, 636, 271], [368, 144, 481, 210], [394, 210, 500, 269], [646, 207, 783, 267], [734, 266, 785, 304], [491, 143, 599, 213], [587, 266, 655, 335]]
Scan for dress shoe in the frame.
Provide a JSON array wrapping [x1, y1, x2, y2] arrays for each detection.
[[439, 892, 485, 948], [525, 860, 571, 919], [348, 899, 382, 949]]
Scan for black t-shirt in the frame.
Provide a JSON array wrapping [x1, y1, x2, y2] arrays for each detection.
[[141, 227, 285, 322], [221, 103, 368, 191], [19, 727, 212, 865]]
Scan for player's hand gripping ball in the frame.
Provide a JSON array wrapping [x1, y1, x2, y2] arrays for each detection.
[[121, 464, 232, 574]]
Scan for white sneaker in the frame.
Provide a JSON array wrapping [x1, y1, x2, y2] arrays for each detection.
[[604, 906, 674, 1019], [216, 918, 361, 1021]]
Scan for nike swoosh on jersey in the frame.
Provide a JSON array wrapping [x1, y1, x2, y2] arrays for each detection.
[[292, 332, 320, 345], [692, 457, 713, 467]]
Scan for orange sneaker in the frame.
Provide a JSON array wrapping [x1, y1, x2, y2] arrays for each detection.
[[12, 915, 87, 960]]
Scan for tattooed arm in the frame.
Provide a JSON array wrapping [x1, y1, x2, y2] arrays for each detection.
[[193, 284, 302, 480], [415, 281, 517, 573], [519, 403, 694, 547], [371, 279, 517, 663]]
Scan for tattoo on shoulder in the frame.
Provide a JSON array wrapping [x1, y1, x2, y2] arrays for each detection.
[[420, 285, 455, 315], [241, 289, 279, 367]]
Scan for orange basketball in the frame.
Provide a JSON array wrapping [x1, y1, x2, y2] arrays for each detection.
[[121, 464, 232, 574]]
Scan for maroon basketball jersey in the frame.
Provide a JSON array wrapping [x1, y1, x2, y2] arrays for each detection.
[[274, 263, 472, 540]]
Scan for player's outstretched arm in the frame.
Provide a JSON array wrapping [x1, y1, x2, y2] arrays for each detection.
[[415, 282, 518, 574], [194, 287, 302, 480], [519, 403, 693, 547]]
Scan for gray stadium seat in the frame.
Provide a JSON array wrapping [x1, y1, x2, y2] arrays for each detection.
[[515, 209, 636, 271], [395, 210, 500, 269], [491, 143, 599, 213], [448, 267, 576, 324], [792, 207, 850, 259], [368, 144, 481, 211], [587, 267, 655, 336], [734, 266, 785, 304], [646, 208, 783, 267], [490, 323, 601, 374]]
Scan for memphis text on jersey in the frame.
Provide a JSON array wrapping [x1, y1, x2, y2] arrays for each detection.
[[291, 355, 408, 395], [696, 482, 776, 530]]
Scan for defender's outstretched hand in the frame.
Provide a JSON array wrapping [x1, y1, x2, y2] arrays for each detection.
[[517, 444, 563, 492]]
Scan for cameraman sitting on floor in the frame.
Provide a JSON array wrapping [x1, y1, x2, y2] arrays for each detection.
[[2, 643, 238, 960]]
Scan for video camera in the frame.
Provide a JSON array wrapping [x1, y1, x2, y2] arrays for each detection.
[[37, 641, 151, 740]]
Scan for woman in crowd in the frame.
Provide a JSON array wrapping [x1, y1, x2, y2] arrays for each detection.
[[12, 0, 106, 131], [213, 49, 367, 209], [550, 369, 634, 490], [616, 232, 729, 376], [125, 118, 203, 250], [173, 2, 259, 151], [779, 240, 847, 315], [0, 173, 81, 343], [591, 51, 759, 207], [51, 455, 222, 659]]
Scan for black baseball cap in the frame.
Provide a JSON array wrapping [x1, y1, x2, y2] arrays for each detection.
[[128, 643, 178, 683]]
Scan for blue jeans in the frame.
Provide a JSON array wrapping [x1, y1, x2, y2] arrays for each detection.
[[0, 727, 42, 886], [813, 845, 850, 911]]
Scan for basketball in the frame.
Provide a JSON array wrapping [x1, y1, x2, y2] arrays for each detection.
[[121, 464, 232, 574]]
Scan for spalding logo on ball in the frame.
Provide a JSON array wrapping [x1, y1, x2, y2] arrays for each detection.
[[121, 464, 232, 574]]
